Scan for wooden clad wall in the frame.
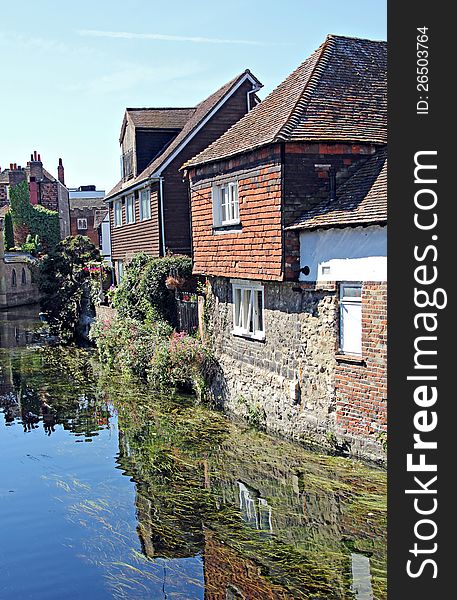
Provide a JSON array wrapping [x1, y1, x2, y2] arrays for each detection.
[[110, 183, 160, 261]]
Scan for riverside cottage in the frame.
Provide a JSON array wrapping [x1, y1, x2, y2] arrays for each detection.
[[183, 35, 387, 460], [105, 70, 262, 282]]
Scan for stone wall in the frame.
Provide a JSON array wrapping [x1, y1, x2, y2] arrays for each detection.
[[206, 276, 386, 461]]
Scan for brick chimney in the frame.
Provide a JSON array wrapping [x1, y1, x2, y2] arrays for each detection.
[[8, 164, 26, 187], [57, 157, 65, 185], [28, 150, 43, 181]]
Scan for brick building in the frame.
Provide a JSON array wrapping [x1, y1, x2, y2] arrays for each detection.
[[0, 151, 70, 239], [105, 70, 262, 282], [184, 35, 387, 460], [69, 185, 107, 252]]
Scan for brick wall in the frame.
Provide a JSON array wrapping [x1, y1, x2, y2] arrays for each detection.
[[70, 208, 100, 247], [335, 282, 387, 450], [190, 146, 283, 280]]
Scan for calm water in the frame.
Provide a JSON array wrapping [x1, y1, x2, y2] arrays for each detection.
[[0, 307, 387, 600]]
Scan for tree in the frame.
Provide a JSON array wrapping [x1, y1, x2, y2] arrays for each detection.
[[39, 236, 101, 342], [4, 211, 14, 250]]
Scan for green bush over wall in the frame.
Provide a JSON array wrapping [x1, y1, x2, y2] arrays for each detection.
[[9, 180, 60, 250]]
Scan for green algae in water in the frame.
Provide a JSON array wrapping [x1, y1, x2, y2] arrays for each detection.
[[1, 345, 387, 599]]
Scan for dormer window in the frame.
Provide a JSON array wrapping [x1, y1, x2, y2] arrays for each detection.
[[212, 181, 239, 227]]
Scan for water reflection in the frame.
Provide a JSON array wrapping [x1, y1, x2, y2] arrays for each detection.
[[0, 308, 387, 599]]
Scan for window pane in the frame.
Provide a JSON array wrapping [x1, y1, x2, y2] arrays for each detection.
[[342, 285, 362, 299], [256, 290, 264, 333], [234, 288, 242, 327], [220, 187, 227, 223], [340, 301, 362, 354]]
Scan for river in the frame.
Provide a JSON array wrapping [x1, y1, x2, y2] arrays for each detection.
[[0, 306, 386, 599]]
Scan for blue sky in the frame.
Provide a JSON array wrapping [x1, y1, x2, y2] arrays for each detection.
[[0, 0, 386, 192]]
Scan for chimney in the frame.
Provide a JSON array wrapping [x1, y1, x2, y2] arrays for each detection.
[[57, 158, 65, 185], [29, 150, 43, 181]]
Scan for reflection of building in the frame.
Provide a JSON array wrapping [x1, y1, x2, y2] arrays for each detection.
[[238, 481, 272, 533]]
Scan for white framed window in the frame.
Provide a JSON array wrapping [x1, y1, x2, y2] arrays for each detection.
[[115, 259, 124, 283], [113, 199, 122, 227], [212, 181, 239, 227], [339, 283, 362, 355], [125, 194, 135, 224], [77, 218, 88, 230], [232, 280, 265, 340], [139, 188, 151, 221]]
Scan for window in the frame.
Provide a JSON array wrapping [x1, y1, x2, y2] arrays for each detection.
[[115, 260, 124, 283], [212, 181, 239, 227], [11, 269, 17, 288], [339, 283, 362, 355], [125, 195, 135, 224], [113, 200, 122, 227], [77, 218, 87, 230], [232, 281, 264, 340], [139, 188, 151, 220], [21, 268, 27, 285]]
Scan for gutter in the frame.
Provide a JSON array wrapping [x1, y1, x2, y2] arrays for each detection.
[[105, 176, 159, 203], [247, 81, 262, 111], [159, 177, 166, 256]]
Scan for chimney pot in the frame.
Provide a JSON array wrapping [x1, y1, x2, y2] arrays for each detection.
[[37, 154, 41, 161], [34, 150, 37, 161], [9, 163, 13, 170]]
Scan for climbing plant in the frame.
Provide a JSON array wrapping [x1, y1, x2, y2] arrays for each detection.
[[9, 180, 60, 250]]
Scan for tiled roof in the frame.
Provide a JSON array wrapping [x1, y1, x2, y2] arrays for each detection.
[[288, 146, 387, 230], [94, 209, 108, 229], [107, 70, 261, 199], [120, 108, 195, 142], [184, 35, 387, 168], [69, 197, 106, 210]]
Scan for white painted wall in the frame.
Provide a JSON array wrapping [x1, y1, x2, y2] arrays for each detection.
[[101, 213, 112, 266], [299, 225, 387, 282]]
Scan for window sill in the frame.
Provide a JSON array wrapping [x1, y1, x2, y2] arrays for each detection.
[[335, 353, 366, 365], [213, 223, 242, 234], [232, 330, 265, 342]]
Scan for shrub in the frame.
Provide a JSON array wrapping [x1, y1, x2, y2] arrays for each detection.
[[113, 253, 192, 326]]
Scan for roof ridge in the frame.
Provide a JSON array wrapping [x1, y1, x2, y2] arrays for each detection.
[[126, 107, 195, 111], [327, 33, 387, 44], [276, 36, 333, 141]]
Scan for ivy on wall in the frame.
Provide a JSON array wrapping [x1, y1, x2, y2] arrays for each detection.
[[4, 211, 15, 250], [9, 181, 60, 250]]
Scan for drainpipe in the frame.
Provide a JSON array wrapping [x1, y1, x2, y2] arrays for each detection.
[[159, 176, 166, 256], [247, 82, 262, 112]]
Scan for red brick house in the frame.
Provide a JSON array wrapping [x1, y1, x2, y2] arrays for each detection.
[[184, 35, 387, 460], [69, 185, 106, 248], [105, 70, 262, 282], [0, 152, 70, 239]]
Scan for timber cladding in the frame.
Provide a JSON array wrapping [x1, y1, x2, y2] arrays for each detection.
[[110, 185, 160, 261]]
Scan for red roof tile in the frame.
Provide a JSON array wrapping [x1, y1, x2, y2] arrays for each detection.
[[184, 35, 386, 168]]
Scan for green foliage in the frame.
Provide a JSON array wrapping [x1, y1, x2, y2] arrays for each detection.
[[90, 316, 209, 396], [38, 235, 101, 341], [9, 180, 60, 250], [21, 233, 42, 256], [113, 253, 192, 326], [4, 211, 14, 250]]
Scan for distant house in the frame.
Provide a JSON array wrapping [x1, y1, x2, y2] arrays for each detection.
[[94, 209, 111, 266], [105, 70, 262, 282], [69, 185, 107, 249], [0, 151, 70, 238], [184, 35, 387, 460]]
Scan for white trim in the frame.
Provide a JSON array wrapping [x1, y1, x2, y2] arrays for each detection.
[[153, 73, 260, 177], [231, 280, 265, 341], [105, 178, 158, 203], [76, 217, 88, 230]]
